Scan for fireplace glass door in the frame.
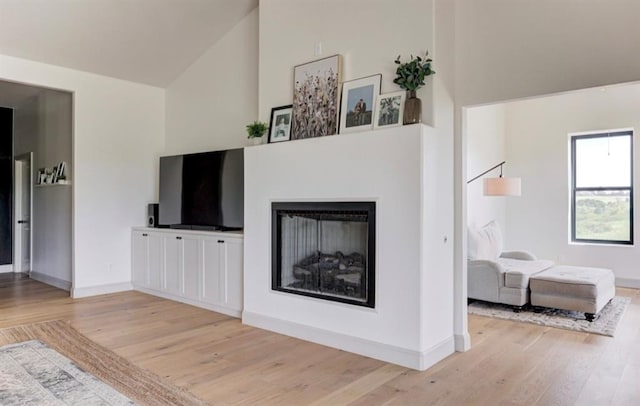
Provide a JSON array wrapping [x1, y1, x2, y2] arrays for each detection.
[[272, 202, 375, 308]]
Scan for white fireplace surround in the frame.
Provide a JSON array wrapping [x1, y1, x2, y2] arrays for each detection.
[[243, 124, 454, 370]]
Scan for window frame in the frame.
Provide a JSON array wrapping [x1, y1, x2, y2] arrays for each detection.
[[570, 130, 634, 245]]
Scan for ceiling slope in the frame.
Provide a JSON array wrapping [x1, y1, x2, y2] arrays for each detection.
[[0, 0, 257, 87]]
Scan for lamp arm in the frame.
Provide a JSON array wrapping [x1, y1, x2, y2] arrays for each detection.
[[467, 161, 506, 184]]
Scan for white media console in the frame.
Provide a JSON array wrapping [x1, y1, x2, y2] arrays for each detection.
[[131, 227, 243, 317]]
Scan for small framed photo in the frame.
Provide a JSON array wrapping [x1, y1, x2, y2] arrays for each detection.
[[37, 168, 45, 185], [339, 74, 381, 134], [268, 105, 293, 143], [373, 91, 405, 129]]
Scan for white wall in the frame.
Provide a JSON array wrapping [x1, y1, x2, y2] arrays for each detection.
[[14, 90, 73, 288], [165, 8, 258, 155], [0, 54, 165, 296], [504, 84, 640, 286], [243, 125, 454, 370], [258, 0, 436, 126], [466, 104, 507, 231]]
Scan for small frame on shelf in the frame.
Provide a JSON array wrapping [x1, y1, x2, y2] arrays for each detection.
[[268, 105, 293, 143], [36, 168, 46, 185], [373, 91, 405, 129], [339, 74, 381, 134]]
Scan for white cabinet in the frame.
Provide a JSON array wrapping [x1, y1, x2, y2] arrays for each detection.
[[148, 234, 162, 290], [201, 236, 244, 309], [132, 231, 149, 286], [163, 235, 181, 295], [131, 227, 243, 317], [132, 230, 164, 289], [222, 239, 243, 310], [181, 235, 200, 299], [202, 238, 223, 305]]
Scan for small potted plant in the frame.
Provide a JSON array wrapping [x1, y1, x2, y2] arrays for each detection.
[[393, 51, 435, 125], [246, 120, 268, 145]]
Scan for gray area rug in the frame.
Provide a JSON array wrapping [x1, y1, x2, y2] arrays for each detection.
[[468, 295, 630, 337], [0, 340, 135, 405]]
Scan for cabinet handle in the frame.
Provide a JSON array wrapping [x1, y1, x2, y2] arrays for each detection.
[[176, 236, 182, 240], [218, 240, 224, 243], [142, 233, 148, 237]]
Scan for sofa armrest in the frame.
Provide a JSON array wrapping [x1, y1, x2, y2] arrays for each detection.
[[500, 251, 537, 261], [468, 260, 506, 302]]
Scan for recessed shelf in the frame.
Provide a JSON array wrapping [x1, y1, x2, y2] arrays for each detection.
[[35, 181, 72, 188]]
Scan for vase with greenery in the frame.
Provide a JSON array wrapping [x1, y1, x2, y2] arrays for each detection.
[[246, 121, 268, 144], [393, 51, 435, 124]]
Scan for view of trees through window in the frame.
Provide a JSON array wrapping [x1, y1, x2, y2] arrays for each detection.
[[575, 190, 630, 241], [571, 131, 633, 244]]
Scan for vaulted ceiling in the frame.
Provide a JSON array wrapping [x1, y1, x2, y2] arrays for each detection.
[[0, 0, 258, 87]]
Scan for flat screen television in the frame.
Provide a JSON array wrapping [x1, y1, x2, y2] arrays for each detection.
[[158, 148, 244, 230]]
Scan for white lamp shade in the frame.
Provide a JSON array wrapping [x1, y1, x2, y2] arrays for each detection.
[[483, 177, 521, 196]]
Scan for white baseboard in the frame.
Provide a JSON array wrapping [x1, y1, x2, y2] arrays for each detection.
[[242, 310, 455, 371], [133, 285, 241, 318], [30, 271, 71, 291], [616, 278, 640, 289], [455, 332, 471, 352], [0, 264, 13, 273], [71, 282, 132, 298]]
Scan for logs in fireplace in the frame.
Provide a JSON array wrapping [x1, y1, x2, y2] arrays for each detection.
[[272, 202, 375, 308], [292, 250, 365, 296]]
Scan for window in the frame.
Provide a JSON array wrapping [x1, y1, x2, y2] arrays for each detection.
[[571, 131, 633, 244]]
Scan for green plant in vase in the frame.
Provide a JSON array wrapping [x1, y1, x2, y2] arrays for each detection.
[[393, 51, 435, 124], [246, 121, 268, 144]]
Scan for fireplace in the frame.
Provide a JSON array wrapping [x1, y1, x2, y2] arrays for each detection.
[[272, 202, 375, 308]]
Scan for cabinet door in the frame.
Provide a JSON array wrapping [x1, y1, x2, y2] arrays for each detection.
[[163, 235, 182, 295], [182, 235, 201, 299], [131, 231, 148, 286], [222, 239, 243, 311], [201, 238, 222, 305], [147, 232, 163, 290]]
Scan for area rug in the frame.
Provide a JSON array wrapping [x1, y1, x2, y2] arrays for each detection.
[[468, 296, 631, 337], [1, 340, 135, 405], [0, 320, 207, 405]]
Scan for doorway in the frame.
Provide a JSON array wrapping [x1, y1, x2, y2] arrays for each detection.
[[14, 152, 33, 274], [1, 80, 73, 293]]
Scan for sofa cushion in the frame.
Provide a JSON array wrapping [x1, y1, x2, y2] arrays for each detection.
[[468, 221, 503, 261], [498, 258, 555, 288]]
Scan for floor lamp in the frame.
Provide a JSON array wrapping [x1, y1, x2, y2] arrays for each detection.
[[467, 161, 521, 196]]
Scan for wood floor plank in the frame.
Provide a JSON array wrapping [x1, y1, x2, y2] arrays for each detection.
[[308, 364, 406, 406], [1, 273, 639, 405]]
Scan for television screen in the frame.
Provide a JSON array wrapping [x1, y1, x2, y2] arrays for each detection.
[[159, 148, 244, 230]]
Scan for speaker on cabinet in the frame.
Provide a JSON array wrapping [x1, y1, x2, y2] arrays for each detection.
[[147, 203, 159, 228]]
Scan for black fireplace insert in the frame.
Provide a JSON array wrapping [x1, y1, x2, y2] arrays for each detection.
[[272, 201, 375, 308]]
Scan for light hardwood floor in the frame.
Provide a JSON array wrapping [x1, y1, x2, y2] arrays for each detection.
[[1, 273, 639, 405]]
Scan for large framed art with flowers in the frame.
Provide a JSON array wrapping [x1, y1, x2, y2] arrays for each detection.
[[291, 55, 342, 140]]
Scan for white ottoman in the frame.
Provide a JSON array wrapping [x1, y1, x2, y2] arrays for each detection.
[[529, 265, 615, 322]]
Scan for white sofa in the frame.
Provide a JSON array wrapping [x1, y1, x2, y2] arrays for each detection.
[[467, 221, 554, 310]]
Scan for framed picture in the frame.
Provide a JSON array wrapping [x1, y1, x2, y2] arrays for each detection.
[[373, 91, 405, 129], [292, 54, 342, 140], [37, 168, 45, 185], [268, 105, 293, 143], [339, 74, 381, 134]]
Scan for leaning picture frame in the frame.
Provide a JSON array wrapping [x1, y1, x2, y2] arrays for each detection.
[[292, 54, 342, 140], [37, 168, 45, 185], [373, 91, 405, 129], [268, 105, 293, 143], [339, 74, 381, 134]]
